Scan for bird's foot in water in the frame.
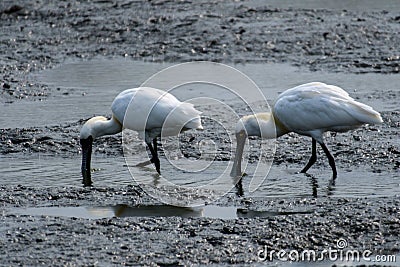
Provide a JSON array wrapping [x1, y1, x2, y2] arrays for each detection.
[[82, 177, 93, 187], [82, 168, 93, 187], [150, 157, 161, 174], [235, 180, 244, 197]]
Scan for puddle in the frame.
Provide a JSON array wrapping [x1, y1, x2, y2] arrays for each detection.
[[0, 155, 134, 188], [8, 204, 312, 220]]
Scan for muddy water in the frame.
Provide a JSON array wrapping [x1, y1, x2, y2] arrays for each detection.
[[1, 59, 399, 201], [2, 154, 399, 199]]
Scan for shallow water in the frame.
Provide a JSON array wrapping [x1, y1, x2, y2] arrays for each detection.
[[1, 154, 398, 199], [1, 59, 399, 202], [8, 204, 312, 220]]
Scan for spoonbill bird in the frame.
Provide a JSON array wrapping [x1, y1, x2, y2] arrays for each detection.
[[231, 82, 383, 179], [80, 87, 203, 186]]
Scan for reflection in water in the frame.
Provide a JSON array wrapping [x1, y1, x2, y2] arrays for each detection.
[[109, 204, 202, 218], [235, 178, 244, 197], [304, 173, 337, 198], [327, 179, 336, 196], [11, 204, 313, 220], [95, 204, 312, 219], [309, 175, 319, 198], [100, 204, 313, 219]]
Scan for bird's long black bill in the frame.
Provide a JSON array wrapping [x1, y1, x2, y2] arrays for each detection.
[[230, 131, 246, 178], [80, 137, 93, 186]]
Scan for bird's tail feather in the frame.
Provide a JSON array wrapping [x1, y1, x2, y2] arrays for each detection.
[[161, 102, 203, 136], [351, 100, 383, 124]]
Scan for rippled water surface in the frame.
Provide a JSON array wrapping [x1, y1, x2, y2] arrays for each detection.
[[1, 154, 398, 199]]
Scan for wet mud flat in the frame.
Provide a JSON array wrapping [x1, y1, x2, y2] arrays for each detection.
[[1, 0, 400, 266]]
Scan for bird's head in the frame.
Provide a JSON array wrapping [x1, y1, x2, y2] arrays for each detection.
[[80, 116, 109, 140], [79, 116, 106, 187], [230, 113, 278, 178], [230, 116, 250, 178], [79, 116, 122, 186]]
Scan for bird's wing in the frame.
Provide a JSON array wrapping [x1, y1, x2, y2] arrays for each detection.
[[111, 88, 138, 124], [164, 101, 203, 130], [111, 87, 202, 133], [278, 82, 350, 100], [274, 83, 382, 134], [146, 90, 202, 132]]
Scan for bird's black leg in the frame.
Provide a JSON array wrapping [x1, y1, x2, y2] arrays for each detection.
[[320, 142, 337, 179], [300, 138, 317, 174], [234, 177, 244, 197], [153, 137, 158, 155], [146, 138, 161, 174], [153, 138, 161, 174]]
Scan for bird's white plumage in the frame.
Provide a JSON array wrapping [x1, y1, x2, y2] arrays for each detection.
[[79, 87, 203, 184], [273, 82, 382, 142], [80, 115, 122, 140], [231, 82, 383, 178], [111, 87, 202, 140], [79, 87, 202, 141]]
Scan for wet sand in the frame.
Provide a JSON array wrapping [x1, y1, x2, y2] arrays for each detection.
[[1, 0, 400, 266]]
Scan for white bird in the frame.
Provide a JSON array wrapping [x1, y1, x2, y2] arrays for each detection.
[[231, 82, 383, 179], [80, 87, 203, 186]]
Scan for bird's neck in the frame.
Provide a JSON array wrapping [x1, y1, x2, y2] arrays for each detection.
[[230, 113, 289, 177], [91, 116, 122, 139], [271, 114, 289, 138], [254, 113, 288, 139]]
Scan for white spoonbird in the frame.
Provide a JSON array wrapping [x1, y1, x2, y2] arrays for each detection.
[[231, 82, 383, 179], [80, 87, 203, 186]]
